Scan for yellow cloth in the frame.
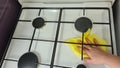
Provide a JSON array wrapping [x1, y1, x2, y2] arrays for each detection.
[[65, 29, 108, 58]]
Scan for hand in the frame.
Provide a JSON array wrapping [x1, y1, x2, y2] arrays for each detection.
[[78, 38, 113, 65], [80, 38, 120, 68], [83, 45, 112, 64]]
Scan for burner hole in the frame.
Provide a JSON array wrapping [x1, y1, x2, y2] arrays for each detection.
[[32, 17, 45, 28], [77, 64, 86, 68], [75, 17, 92, 33]]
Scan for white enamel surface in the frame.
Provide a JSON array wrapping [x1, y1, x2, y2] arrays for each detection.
[[107, 47, 112, 53], [2, 61, 53, 68], [13, 22, 34, 38], [54, 43, 82, 67], [34, 23, 57, 40], [40, 9, 60, 21], [58, 23, 82, 41], [18, 0, 115, 5], [5, 39, 31, 60], [54, 43, 110, 68], [20, 9, 39, 20], [58, 23, 111, 45], [86, 9, 109, 23], [109, 8, 117, 55], [91, 24, 111, 45], [22, 3, 111, 8], [37, 65, 50, 68], [2, 61, 17, 68], [85, 64, 110, 68], [61, 9, 83, 21], [31, 41, 54, 64]]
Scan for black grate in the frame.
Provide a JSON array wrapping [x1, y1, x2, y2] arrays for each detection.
[[0, 7, 114, 68]]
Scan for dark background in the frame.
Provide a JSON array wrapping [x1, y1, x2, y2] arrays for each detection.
[[0, 0, 21, 61]]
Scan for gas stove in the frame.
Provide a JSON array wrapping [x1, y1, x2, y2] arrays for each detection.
[[0, 0, 117, 68]]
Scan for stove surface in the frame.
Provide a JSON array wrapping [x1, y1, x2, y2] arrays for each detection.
[[0, 3, 117, 68]]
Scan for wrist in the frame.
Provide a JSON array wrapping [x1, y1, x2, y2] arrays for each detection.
[[104, 55, 120, 67], [102, 54, 113, 65]]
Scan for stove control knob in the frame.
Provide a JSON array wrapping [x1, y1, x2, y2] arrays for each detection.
[[77, 64, 86, 68]]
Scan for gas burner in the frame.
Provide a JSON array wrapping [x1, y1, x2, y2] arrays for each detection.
[[32, 17, 45, 28], [18, 52, 38, 68], [75, 17, 92, 33], [77, 64, 86, 68]]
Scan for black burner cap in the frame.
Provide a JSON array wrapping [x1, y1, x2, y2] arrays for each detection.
[[32, 17, 45, 28], [18, 52, 38, 68], [75, 17, 92, 33], [77, 64, 86, 68]]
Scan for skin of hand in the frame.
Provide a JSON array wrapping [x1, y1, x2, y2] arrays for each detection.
[[80, 38, 120, 68], [83, 45, 112, 64]]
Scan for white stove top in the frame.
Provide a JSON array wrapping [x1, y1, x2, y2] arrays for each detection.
[[1, 2, 117, 68]]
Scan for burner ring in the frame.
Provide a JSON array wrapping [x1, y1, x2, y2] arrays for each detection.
[[32, 17, 45, 28], [75, 17, 92, 33], [77, 64, 86, 68]]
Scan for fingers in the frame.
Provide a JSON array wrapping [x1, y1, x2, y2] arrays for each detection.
[[86, 38, 100, 48], [77, 38, 99, 53], [78, 45, 93, 57], [77, 40, 82, 43], [83, 46, 93, 56], [83, 58, 93, 63], [85, 37, 96, 47], [78, 38, 98, 51], [77, 46, 82, 50], [85, 37, 92, 44], [83, 45, 92, 50], [93, 38, 98, 44]]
